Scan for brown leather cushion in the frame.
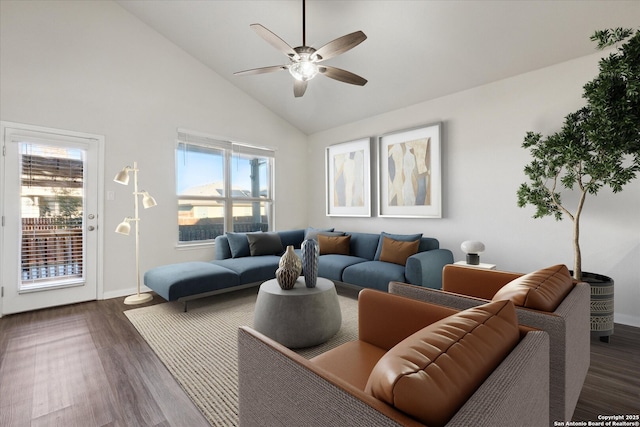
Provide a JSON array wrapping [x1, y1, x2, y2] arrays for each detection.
[[311, 341, 387, 391], [492, 264, 574, 312], [318, 234, 350, 255], [379, 236, 420, 266], [365, 300, 519, 427], [442, 265, 522, 300]]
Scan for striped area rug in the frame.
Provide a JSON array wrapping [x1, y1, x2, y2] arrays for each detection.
[[125, 287, 359, 427]]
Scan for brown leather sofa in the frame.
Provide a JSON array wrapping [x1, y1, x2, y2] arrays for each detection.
[[238, 289, 549, 426], [389, 263, 590, 423]]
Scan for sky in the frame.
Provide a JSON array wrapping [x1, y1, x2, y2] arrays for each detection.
[[176, 149, 268, 195]]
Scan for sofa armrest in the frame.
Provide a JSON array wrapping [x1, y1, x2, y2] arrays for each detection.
[[405, 248, 454, 289], [442, 264, 522, 299], [358, 289, 458, 350], [514, 282, 590, 420], [448, 330, 549, 427], [214, 235, 231, 260], [238, 326, 422, 427]]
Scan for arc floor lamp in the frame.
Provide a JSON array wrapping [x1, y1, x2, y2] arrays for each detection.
[[114, 161, 157, 305]]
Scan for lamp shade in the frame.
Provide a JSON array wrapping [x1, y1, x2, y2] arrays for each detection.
[[141, 191, 157, 209], [114, 167, 130, 185], [115, 218, 131, 235], [461, 240, 485, 265], [461, 240, 485, 254]]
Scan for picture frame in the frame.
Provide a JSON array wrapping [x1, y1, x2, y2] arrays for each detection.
[[378, 122, 442, 218], [325, 138, 372, 217]]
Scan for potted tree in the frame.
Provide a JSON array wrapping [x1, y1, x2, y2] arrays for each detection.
[[517, 28, 640, 342]]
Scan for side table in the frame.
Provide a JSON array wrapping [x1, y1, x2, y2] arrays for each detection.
[[454, 261, 496, 270], [253, 277, 342, 348]]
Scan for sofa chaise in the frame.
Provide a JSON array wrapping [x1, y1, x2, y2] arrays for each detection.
[[388, 263, 590, 423], [238, 288, 550, 426], [143, 228, 453, 309]]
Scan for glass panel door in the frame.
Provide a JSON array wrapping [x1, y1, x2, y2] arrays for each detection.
[[1, 122, 101, 315]]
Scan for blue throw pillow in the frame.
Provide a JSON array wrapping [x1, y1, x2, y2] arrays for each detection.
[[305, 227, 335, 241], [374, 232, 423, 260], [227, 232, 258, 258]]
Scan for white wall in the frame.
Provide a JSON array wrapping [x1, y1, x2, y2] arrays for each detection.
[[0, 0, 308, 299], [307, 53, 640, 327]]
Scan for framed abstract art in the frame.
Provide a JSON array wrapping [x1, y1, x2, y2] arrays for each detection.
[[378, 123, 442, 218], [325, 138, 372, 217]]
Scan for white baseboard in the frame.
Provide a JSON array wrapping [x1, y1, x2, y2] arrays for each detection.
[[614, 312, 640, 328], [102, 285, 153, 300]]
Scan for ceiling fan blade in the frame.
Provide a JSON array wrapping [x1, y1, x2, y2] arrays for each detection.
[[234, 65, 288, 76], [313, 31, 367, 62], [294, 79, 308, 97], [319, 66, 367, 86], [250, 24, 297, 58]]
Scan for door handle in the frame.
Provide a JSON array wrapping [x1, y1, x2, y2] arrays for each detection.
[[88, 226, 95, 231]]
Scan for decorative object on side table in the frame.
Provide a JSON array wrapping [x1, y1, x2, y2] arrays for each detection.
[[460, 240, 485, 266], [301, 238, 319, 288], [276, 245, 302, 290]]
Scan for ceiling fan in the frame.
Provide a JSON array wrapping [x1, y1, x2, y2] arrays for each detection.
[[234, 0, 367, 97]]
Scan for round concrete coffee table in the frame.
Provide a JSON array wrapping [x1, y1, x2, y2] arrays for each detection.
[[253, 277, 342, 349]]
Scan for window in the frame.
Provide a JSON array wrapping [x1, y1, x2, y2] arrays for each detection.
[[20, 143, 85, 286], [176, 130, 275, 244]]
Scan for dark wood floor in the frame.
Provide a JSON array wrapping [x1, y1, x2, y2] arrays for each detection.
[[573, 323, 640, 420], [1, 288, 638, 426], [0, 294, 209, 427]]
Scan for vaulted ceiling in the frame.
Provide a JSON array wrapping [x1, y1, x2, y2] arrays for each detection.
[[116, 1, 640, 135]]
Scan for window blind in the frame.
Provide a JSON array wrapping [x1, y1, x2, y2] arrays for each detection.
[[20, 145, 84, 285], [177, 128, 275, 158]]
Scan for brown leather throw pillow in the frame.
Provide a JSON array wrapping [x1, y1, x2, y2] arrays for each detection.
[[318, 234, 351, 255], [492, 264, 574, 312], [365, 299, 520, 427], [378, 236, 420, 266]]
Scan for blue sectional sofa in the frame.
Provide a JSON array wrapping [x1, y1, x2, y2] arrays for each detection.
[[144, 228, 454, 310]]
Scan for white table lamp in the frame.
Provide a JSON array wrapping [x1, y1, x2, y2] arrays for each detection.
[[461, 240, 485, 266]]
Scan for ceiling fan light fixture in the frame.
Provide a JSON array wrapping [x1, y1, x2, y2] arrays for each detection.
[[235, 0, 367, 96], [289, 56, 319, 81]]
